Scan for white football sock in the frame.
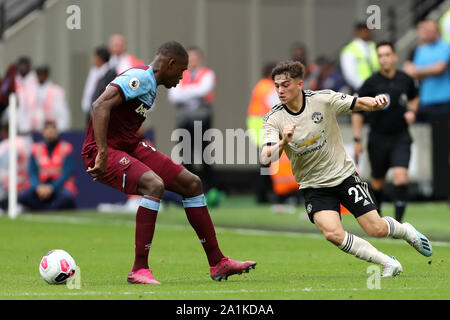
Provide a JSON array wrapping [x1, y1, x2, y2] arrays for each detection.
[[339, 232, 392, 266], [382, 216, 411, 240]]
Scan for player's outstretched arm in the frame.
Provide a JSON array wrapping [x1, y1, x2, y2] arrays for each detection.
[[260, 124, 296, 165], [352, 94, 388, 112], [87, 85, 123, 181]]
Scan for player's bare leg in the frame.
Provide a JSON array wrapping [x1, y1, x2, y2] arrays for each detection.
[[313, 210, 402, 277], [170, 169, 256, 281], [127, 170, 165, 285], [357, 210, 432, 257], [392, 167, 409, 222]]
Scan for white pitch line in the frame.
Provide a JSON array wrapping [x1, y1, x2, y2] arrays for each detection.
[[15, 214, 450, 247], [0, 286, 434, 297]]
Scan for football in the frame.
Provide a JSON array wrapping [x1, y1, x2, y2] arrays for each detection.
[[39, 249, 76, 284]]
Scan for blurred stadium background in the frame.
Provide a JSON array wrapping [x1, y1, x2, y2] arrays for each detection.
[[1, 0, 450, 301], [0, 0, 449, 208]]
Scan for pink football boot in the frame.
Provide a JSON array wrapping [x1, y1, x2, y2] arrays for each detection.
[[127, 268, 161, 285], [210, 257, 257, 281]]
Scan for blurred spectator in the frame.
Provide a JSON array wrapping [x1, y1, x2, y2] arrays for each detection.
[[440, 8, 450, 43], [168, 46, 216, 190], [13, 57, 38, 132], [340, 22, 380, 93], [290, 42, 318, 89], [16, 65, 70, 134], [0, 64, 17, 116], [81, 46, 117, 124], [404, 21, 428, 70], [314, 56, 346, 91], [108, 33, 143, 74], [19, 121, 77, 211], [0, 118, 32, 211], [246, 62, 278, 203], [403, 20, 450, 121]]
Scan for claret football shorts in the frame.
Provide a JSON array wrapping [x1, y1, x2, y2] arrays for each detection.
[[82, 141, 185, 195]]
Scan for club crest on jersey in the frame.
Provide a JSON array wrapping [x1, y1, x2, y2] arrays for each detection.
[[129, 77, 140, 90], [312, 112, 323, 124], [119, 156, 130, 165]]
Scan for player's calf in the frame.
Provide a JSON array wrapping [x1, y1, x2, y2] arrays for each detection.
[[322, 229, 346, 246]]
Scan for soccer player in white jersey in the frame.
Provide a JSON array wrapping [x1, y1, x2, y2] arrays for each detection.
[[261, 60, 432, 277]]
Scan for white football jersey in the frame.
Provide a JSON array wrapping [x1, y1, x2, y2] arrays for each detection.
[[263, 90, 357, 189]]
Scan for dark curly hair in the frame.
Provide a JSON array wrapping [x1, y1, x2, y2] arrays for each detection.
[[271, 60, 305, 81]]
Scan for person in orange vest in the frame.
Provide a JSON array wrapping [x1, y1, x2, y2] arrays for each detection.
[[269, 152, 301, 213], [19, 121, 77, 211], [168, 46, 216, 190], [108, 34, 144, 74], [247, 62, 279, 203]]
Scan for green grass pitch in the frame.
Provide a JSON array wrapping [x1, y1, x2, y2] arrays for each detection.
[[0, 197, 449, 300]]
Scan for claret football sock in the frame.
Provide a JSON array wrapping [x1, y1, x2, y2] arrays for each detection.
[[132, 196, 160, 272], [339, 232, 392, 266], [183, 194, 224, 266]]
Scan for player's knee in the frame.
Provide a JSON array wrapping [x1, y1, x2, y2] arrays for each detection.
[[186, 174, 203, 196], [139, 173, 165, 198], [323, 230, 345, 246]]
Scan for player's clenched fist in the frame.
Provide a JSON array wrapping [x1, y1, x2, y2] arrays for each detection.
[[372, 94, 389, 110], [281, 124, 296, 144]]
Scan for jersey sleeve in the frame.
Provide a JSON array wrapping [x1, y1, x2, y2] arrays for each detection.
[[110, 68, 153, 101], [262, 116, 280, 147], [328, 90, 357, 115]]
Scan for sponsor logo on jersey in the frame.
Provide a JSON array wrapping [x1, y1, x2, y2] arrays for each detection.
[[312, 112, 323, 124], [135, 103, 148, 117], [294, 130, 325, 149], [129, 77, 140, 90], [119, 156, 130, 165], [293, 130, 327, 157]]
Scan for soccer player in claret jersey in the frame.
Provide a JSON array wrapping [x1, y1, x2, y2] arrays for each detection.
[[261, 60, 432, 277], [82, 41, 256, 284]]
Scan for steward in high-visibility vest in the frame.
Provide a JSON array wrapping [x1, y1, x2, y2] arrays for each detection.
[[269, 152, 299, 196], [340, 23, 380, 91], [440, 8, 450, 43], [18, 121, 77, 211], [247, 63, 279, 148], [31, 140, 77, 195]]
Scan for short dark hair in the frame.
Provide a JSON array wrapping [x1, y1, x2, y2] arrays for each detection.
[[35, 65, 50, 75], [17, 56, 31, 66], [95, 46, 110, 63], [355, 21, 369, 30], [44, 120, 57, 128], [156, 41, 188, 61], [262, 62, 277, 78], [376, 40, 396, 52], [271, 60, 306, 81]]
